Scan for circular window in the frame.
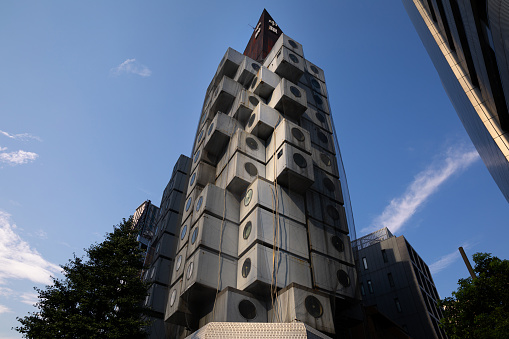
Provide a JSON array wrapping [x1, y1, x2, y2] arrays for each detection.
[[238, 300, 257, 320], [314, 95, 323, 106], [175, 255, 182, 272], [289, 40, 298, 48], [317, 130, 328, 144], [320, 153, 332, 166], [195, 196, 203, 212], [244, 162, 258, 176], [180, 225, 187, 240], [293, 153, 307, 168], [189, 173, 196, 187], [244, 189, 253, 206], [289, 53, 299, 63], [311, 78, 320, 89], [243, 221, 252, 240], [247, 113, 256, 128], [193, 150, 200, 163], [197, 129, 205, 143], [251, 63, 260, 71], [250, 76, 258, 88], [310, 65, 319, 74], [323, 177, 335, 192], [186, 262, 194, 280], [170, 289, 177, 307], [248, 96, 259, 107], [305, 296, 323, 318], [327, 205, 340, 220], [337, 269, 351, 287], [290, 86, 301, 98], [291, 127, 305, 142], [331, 235, 344, 252], [242, 258, 251, 278], [316, 112, 326, 123], [207, 122, 214, 135], [185, 197, 192, 212], [246, 137, 258, 150], [191, 227, 199, 245]]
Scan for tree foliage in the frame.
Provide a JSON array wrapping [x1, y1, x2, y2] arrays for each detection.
[[15, 218, 151, 339], [439, 252, 509, 338]]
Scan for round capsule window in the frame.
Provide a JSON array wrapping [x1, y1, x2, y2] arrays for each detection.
[[331, 235, 344, 252], [241, 258, 251, 278], [323, 177, 335, 192], [289, 40, 298, 49], [313, 94, 323, 106], [337, 269, 351, 287], [175, 255, 182, 272], [194, 150, 200, 163], [243, 221, 252, 240], [289, 53, 299, 63], [207, 122, 214, 135], [185, 197, 192, 212], [315, 112, 326, 123], [189, 172, 196, 187], [320, 153, 332, 166], [238, 299, 257, 320], [191, 227, 199, 245], [246, 137, 258, 150], [197, 129, 205, 143], [290, 86, 301, 98], [195, 196, 203, 212], [244, 162, 258, 177], [251, 63, 260, 71], [248, 96, 259, 107], [186, 262, 194, 280], [293, 153, 307, 168], [311, 78, 321, 90], [326, 205, 340, 220], [317, 130, 328, 144], [170, 289, 177, 307], [250, 76, 258, 89], [310, 65, 319, 74], [305, 296, 323, 318], [180, 225, 187, 240], [291, 127, 305, 142], [247, 113, 256, 128], [244, 189, 253, 206]]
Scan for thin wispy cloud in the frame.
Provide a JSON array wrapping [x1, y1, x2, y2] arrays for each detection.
[[0, 130, 41, 142], [0, 304, 11, 314], [0, 146, 7, 151], [0, 150, 38, 165], [0, 211, 61, 285], [19, 292, 39, 306], [430, 243, 471, 275], [111, 58, 152, 77], [363, 145, 479, 234]]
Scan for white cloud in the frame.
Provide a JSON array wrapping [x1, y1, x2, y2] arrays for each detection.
[[363, 145, 479, 234], [35, 229, 47, 239], [0, 287, 13, 297], [430, 244, 472, 275], [0, 150, 38, 165], [0, 146, 7, 151], [111, 58, 152, 77], [0, 211, 61, 285], [0, 304, 12, 314], [0, 130, 41, 142], [19, 292, 39, 306]]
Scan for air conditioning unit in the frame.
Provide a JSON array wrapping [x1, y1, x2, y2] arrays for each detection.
[[191, 143, 218, 172], [307, 218, 354, 265], [267, 79, 308, 120], [187, 213, 238, 259], [302, 108, 332, 134], [266, 143, 315, 194], [152, 232, 178, 262], [240, 176, 306, 224], [229, 89, 265, 126], [264, 34, 304, 61], [146, 283, 168, 315], [170, 245, 188, 286], [215, 47, 245, 83], [216, 130, 266, 176], [305, 60, 326, 83], [238, 206, 309, 259], [188, 162, 215, 195], [265, 46, 305, 84], [147, 256, 172, 286], [301, 119, 336, 155], [272, 283, 335, 335], [310, 253, 356, 299], [245, 102, 282, 141], [181, 186, 202, 229], [182, 248, 238, 297], [203, 112, 241, 156], [199, 287, 268, 325], [234, 56, 262, 88], [215, 152, 266, 195], [209, 76, 242, 118], [266, 119, 311, 159], [237, 243, 312, 295], [300, 72, 328, 98], [310, 167, 343, 204], [305, 191, 348, 232], [310, 144, 339, 178], [192, 183, 240, 225], [249, 67, 281, 100]]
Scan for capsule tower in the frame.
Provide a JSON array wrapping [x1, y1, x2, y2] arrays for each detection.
[[165, 10, 360, 338]]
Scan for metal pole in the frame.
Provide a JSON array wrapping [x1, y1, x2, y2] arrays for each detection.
[[459, 247, 476, 280]]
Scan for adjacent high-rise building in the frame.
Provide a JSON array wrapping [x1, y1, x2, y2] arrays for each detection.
[[403, 0, 509, 202], [352, 228, 447, 339]]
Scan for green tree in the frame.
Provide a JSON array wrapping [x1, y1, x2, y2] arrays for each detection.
[[15, 218, 151, 339], [439, 252, 509, 338]]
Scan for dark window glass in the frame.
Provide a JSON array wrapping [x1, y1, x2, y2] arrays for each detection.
[[382, 249, 388, 263], [395, 298, 402, 313], [290, 86, 301, 98], [360, 283, 366, 296], [367, 280, 374, 293], [293, 153, 307, 168], [388, 273, 395, 287], [304, 296, 323, 318], [362, 257, 368, 270], [238, 300, 257, 320]]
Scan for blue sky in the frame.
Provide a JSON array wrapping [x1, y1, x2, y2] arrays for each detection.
[[1, 1, 508, 337]]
